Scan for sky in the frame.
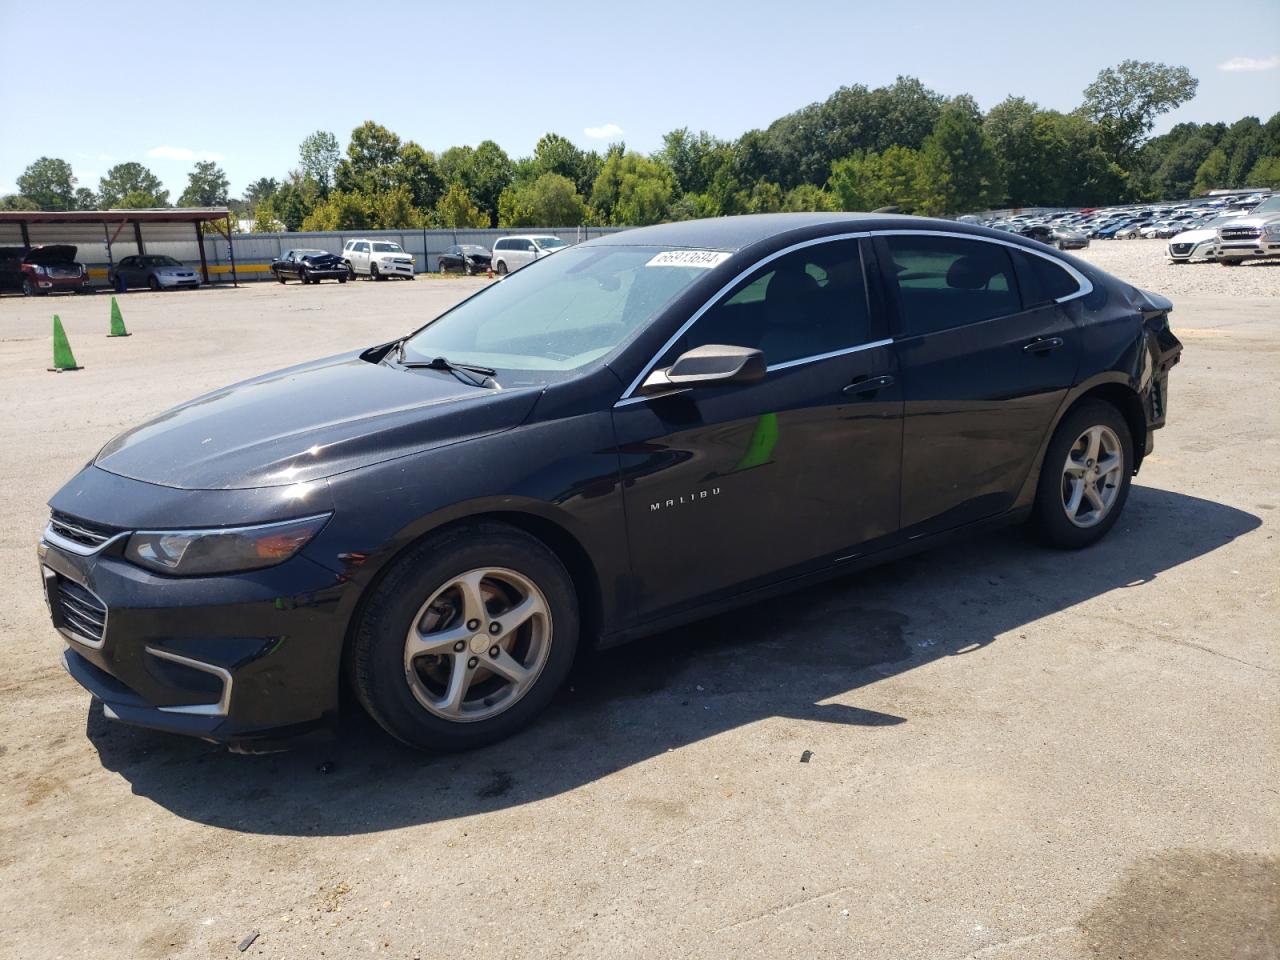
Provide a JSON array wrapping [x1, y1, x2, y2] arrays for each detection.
[[1, 0, 1277, 199]]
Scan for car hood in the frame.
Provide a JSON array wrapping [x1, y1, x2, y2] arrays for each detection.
[[93, 352, 541, 490], [1170, 227, 1216, 243], [1218, 215, 1277, 229], [156, 265, 195, 273], [25, 244, 79, 265], [301, 254, 341, 264]]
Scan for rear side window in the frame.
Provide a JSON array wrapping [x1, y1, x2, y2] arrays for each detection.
[[1015, 250, 1081, 303], [884, 235, 1021, 335], [677, 238, 872, 366], [494, 239, 509, 250]]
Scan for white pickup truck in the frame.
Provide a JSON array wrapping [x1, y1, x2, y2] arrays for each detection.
[[1214, 195, 1280, 265]]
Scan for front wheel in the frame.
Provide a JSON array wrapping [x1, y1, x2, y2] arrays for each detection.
[[495, 261, 508, 276], [1032, 400, 1133, 549], [148, 276, 161, 292], [350, 522, 579, 752], [371, 263, 382, 281], [21, 278, 37, 297]]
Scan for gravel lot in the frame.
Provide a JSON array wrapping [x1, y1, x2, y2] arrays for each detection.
[[1, 247, 1277, 960]]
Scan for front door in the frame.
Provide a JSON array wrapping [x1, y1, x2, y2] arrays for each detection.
[[876, 232, 1081, 537], [613, 237, 903, 623]]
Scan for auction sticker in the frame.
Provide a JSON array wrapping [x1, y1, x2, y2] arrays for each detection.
[[646, 250, 732, 268]]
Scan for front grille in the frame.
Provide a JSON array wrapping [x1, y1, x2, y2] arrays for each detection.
[[1219, 228, 1261, 240], [1170, 243, 1192, 255], [54, 576, 107, 647], [392, 257, 413, 265], [49, 511, 121, 550]]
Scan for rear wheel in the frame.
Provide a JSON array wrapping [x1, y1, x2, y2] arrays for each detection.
[[1032, 400, 1133, 549], [350, 522, 579, 752], [115, 274, 128, 293]]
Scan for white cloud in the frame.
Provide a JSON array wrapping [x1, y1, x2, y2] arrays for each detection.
[[1217, 55, 1280, 72], [147, 145, 225, 162], [583, 123, 624, 140]]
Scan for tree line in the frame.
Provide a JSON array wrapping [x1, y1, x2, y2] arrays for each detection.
[[5, 61, 1279, 230]]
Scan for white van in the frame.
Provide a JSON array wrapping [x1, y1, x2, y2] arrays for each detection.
[[490, 235, 569, 275]]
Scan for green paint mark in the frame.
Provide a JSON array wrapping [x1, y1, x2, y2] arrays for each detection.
[[735, 412, 778, 471]]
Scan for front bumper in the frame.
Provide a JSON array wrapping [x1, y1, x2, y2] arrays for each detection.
[[376, 259, 415, 276], [156, 273, 201, 288], [31, 273, 89, 292], [1214, 239, 1280, 260], [38, 522, 352, 743], [1167, 240, 1215, 262]]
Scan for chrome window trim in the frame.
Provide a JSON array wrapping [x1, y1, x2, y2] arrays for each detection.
[[42, 522, 129, 557], [615, 231, 872, 403], [765, 337, 893, 373], [870, 228, 1095, 304], [147, 646, 233, 717]]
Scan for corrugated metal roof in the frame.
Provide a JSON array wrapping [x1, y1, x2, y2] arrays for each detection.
[[0, 207, 229, 224]]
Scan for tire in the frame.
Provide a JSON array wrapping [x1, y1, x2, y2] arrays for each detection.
[[300, 268, 311, 285], [114, 275, 127, 293], [338, 275, 347, 284], [495, 260, 508, 276], [1220, 259, 1242, 266], [350, 522, 580, 752], [277, 271, 286, 284], [439, 261, 448, 275], [371, 263, 382, 281], [148, 275, 161, 292], [22, 277, 37, 297], [343, 261, 354, 281], [1031, 399, 1134, 550]]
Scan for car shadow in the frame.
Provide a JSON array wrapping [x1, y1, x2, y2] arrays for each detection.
[[85, 485, 1261, 836]]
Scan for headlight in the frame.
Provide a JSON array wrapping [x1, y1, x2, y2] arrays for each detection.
[[1263, 224, 1280, 237], [124, 514, 330, 576]]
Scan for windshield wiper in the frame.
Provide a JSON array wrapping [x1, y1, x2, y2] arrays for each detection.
[[399, 354, 498, 388]]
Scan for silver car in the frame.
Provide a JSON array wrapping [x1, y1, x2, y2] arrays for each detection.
[[490, 235, 570, 275]]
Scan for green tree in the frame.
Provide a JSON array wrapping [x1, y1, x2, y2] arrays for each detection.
[[74, 187, 99, 210], [468, 140, 515, 227], [498, 173, 587, 227], [97, 162, 168, 208], [532, 133, 593, 194], [299, 130, 341, 194], [251, 198, 284, 233], [0, 193, 39, 211], [783, 183, 837, 212], [16, 157, 78, 210], [984, 96, 1041, 207], [590, 152, 675, 225], [301, 190, 372, 231], [179, 160, 230, 207], [744, 180, 784, 213], [1083, 60, 1199, 167], [395, 142, 444, 211], [1245, 155, 1280, 189], [434, 183, 488, 228], [1193, 148, 1229, 194], [335, 121, 402, 193], [916, 96, 1003, 214], [369, 185, 423, 228], [270, 175, 321, 231], [657, 128, 724, 195], [828, 147, 923, 212]]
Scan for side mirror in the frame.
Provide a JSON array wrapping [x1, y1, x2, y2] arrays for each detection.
[[639, 344, 766, 396]]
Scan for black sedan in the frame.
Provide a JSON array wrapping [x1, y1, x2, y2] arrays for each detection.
[[39, 213, 1181, 753], [437, 244, 492, 275], [271, 249, 349, 284]]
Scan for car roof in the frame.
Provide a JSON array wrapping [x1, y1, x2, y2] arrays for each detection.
[[579, 212, 1040, 254]]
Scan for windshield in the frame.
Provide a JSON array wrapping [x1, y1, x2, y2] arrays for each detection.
[[372, 242, 404, 253], [400, 245, 716, 381], [1248, 195, 1280, 215], [297, 249, 329, 257], [534, 237, 568, 250], [141, 255, 180, 266]]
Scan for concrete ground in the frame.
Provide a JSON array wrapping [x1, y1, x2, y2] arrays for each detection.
[[0, 256, 1276, 960]]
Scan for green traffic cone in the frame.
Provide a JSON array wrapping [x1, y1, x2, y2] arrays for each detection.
[[107, 296, 130, 337], [49, 315, 83, 372]]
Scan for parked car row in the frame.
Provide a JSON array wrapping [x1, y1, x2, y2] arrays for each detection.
[[973, 190, 1278, 266]]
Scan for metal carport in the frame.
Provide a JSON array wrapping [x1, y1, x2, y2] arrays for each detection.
[[0, 208, 237, 286]]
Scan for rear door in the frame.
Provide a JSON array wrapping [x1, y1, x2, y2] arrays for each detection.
[[876, 231, 1083, 537], [614, 236, 903, 622]]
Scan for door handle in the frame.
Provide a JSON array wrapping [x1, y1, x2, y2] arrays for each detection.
[[843, 374, 895, 397], [1023, 336, 1065, 355]]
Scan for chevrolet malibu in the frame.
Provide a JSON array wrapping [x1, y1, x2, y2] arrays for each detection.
[[39, 214, 1182, 752]]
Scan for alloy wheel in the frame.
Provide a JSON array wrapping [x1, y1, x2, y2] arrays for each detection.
[[403, 567, 552, 723], [1061, 425, 1124, 528]]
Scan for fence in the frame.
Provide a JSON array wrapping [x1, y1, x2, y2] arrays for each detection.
[[75, 226, 630, 285]]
